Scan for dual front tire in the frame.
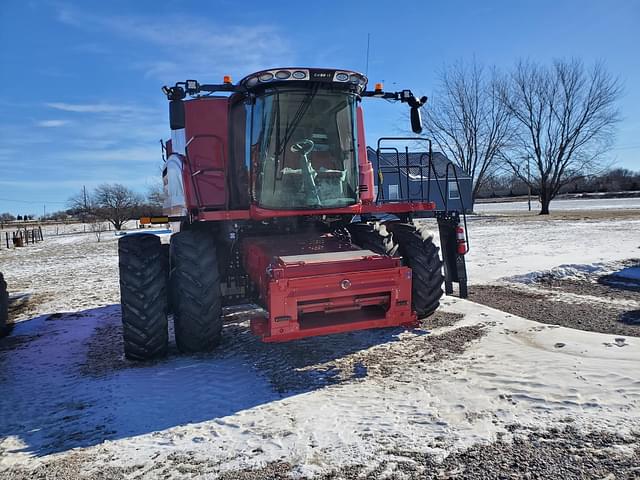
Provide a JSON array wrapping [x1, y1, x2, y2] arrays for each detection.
[[118, 229, 221, 361], [386, 223, 445, 318], [348, 221, 444, 319], [170, 229, 222, 353]]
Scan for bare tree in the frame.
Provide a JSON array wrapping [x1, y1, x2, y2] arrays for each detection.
[[143, 180, 166, 217], [500, 59, 621, 214], [88, 217, 107, 242], [422, 59, 513, 200], [147, 182, 165, 210], [93, 183, 142, 230]]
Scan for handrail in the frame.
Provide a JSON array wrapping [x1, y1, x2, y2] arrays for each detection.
[[373, 137, 470, 252], [184, 134, 228, 210], [444, 162, 470, 253]]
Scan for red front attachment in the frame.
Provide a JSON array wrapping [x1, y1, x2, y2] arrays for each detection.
[[242, 234, 417, 342]]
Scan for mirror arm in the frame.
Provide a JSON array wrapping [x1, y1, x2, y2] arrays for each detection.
[[162, 80, 244, 100], [362, 89, 428, 107], [362, 88, 428, 133]]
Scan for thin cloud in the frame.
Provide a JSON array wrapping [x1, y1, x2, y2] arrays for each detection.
[[72, 43, 111, 55], [62, 145, 161, 164], [46, 102, 126, 113], [40, 100, 164, 146], [37, 119, 69, 127], [54, 5, 293, 81]]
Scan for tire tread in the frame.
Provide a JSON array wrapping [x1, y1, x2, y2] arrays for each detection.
[[348, 221, 444, 319], [170, 228, 222, 353], [118, 234, 169, 360]]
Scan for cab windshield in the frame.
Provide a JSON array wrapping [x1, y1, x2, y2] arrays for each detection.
[[250, 87, 358, 209]]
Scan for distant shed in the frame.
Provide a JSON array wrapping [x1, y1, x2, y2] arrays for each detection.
[[367, 147, 473, 213]]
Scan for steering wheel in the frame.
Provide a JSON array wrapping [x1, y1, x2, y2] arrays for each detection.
[[289, 139, 321, 205], [290, 139, 314, 155]]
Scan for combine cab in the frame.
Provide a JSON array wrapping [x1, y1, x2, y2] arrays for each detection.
[[118, 68, 469, 360]]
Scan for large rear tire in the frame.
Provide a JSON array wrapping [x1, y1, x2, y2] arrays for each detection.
[[118, 234, 169, 360], [170, 228, 222, 353], [0, 272, 8, 337], [348, 221, 444, 319], [387, 223, 444, 318], [346, 221, 398, 256], [160, 243, 172, 313]]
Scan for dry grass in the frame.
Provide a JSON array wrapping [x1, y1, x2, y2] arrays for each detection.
[[474, 208, 640, 222]]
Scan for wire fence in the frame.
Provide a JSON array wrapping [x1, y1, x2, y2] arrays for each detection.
[[1, 226, 44, 249], [0, 220, 142, 250]]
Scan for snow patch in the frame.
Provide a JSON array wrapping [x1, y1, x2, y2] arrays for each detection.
[[374, 222, 390, 237], [508, 262, 612, 284], [418, 226, 435, 241], [504, 260, 640, 290]]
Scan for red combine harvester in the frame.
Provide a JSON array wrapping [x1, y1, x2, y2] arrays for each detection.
[[118, 68, 469, 360]]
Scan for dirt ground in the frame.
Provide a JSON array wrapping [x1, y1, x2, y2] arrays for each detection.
[[75, 308, 480, 390], [469, 259, 640, 338], [6, 424, 638, 480]]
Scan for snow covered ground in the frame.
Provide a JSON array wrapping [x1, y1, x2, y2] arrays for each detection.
[[461, 216, 640, 284], [1, 215, 639, 478], [475, 196, 640, 212], [0, 233, 120, 321]]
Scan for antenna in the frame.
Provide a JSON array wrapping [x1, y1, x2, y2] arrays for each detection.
[[365, 33, 371, 77]]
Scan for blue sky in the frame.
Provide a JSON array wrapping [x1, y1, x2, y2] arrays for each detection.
[[0, 0, 638, 215]]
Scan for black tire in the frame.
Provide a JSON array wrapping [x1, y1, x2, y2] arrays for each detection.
[[160, 243, 171, 313], [387, 223, 444, 318], [170, 228, 222, 353], [119, 234, 168, 360], [346, 221, 398, 256], [0, 272, 8, 337], [160, 243, 170, 279]]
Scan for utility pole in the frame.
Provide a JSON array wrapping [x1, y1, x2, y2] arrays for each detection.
[[83, 185, 88, 210], [527, 156, 532, 211]]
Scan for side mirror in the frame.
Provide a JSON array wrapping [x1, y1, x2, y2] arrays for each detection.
[[169, 100, 185, 130], [410, 106, 422, 134]]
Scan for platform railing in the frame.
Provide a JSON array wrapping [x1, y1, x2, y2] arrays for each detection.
[[374, 137, 470, 251]]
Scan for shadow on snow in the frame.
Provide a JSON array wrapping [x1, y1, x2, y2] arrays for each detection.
[[0, 304, 420, 457]]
